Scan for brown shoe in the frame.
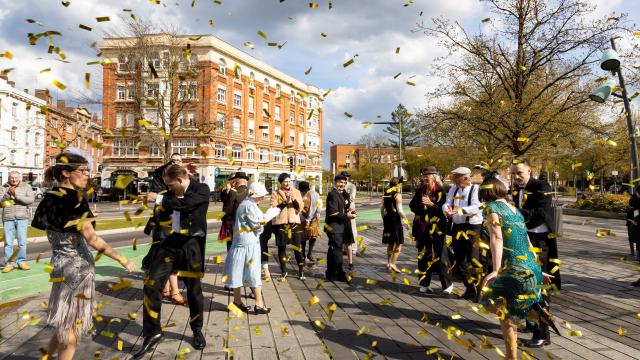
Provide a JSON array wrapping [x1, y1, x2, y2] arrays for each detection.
[[170, 292, 186, 305], [2, 265, 14, 273], [18, 263, 30, 271]]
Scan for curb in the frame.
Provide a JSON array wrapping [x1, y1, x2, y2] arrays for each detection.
[[26, 219, 221, 245], [562, 207, 626, 220]]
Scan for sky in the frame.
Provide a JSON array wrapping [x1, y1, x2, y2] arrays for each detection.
[[0, 0, 639, 168]]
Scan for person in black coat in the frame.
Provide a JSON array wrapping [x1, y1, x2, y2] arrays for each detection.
[[324, 174, 356, 282], [410, 166, 453, 294], [626, 184, 640, 264], [220, 172, 250, 251], [133, 164, 210, 358], [511, 160, 559, 348]]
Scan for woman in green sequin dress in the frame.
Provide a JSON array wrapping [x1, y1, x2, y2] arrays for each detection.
[[478, 175, 554, 360]]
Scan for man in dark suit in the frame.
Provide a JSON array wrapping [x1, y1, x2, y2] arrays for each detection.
[[511, 160, 560, 348], [134, 164, 210, 359], [324, 174, 356, 282]]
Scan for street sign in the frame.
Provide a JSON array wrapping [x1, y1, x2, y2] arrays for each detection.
[[612, 170, 618, 176]]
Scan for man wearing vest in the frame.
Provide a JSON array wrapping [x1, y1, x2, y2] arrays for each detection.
[[442, 167, 484, 300], [511, 160, 559, 348]]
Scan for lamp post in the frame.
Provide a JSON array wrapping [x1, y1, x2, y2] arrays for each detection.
[[590, 37, 639, 189]]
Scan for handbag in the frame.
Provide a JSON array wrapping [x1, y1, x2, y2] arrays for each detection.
[[547, 204, 563, 234]]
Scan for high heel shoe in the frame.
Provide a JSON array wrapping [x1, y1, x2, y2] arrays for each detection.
[[532, 300, 561, 336], [170, 291, 186, 305]]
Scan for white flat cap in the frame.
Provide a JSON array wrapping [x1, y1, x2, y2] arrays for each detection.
[[451, 167, 471, 176]]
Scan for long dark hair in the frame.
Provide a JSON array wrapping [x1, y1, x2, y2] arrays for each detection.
[[44, 152, 88, 183]]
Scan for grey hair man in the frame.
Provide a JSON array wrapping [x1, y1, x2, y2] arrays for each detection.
[[1, 171, 35, 273]]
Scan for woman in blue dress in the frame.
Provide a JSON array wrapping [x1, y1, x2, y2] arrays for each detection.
[[478, 174, 559, 360], [224, 182, 281, 315]]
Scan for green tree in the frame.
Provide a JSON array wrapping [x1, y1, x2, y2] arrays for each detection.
[[383, 104, 421, 149]]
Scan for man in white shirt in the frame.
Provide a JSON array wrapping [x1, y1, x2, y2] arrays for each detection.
[[442, 167, 484, 300]]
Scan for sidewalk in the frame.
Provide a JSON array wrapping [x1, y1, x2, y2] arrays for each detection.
[[1, 213, 638, 359]]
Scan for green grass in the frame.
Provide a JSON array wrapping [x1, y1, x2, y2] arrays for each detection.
[[1, 211, 222, 239]]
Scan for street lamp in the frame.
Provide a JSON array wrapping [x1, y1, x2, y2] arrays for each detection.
[[589, 37, 639, 188]]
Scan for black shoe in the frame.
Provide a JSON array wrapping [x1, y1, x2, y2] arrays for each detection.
[[192, 331, 206, 350], [336, 273, 349, 282], [233, 302, 250, 313], [132, 333, 164, 359], [631, 279, 640, 287], [224, 285, 231, 291], [254, 305, 271, 314], [524, 337, 551, 348], [461, 288, 477, 300], [307, 255, 316, 262], [348, 263, 354, 271], [532, 300, 561, 336]]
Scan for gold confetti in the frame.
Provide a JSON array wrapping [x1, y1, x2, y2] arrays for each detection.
[[356, 326, 367, 336], [327, 303, 337, 322], [127, 312, 137, 320], [481, 17, 491, 23], [96, 16, 110, 22], [114, 175, 134, 190], [313, 320, 326, 329], [52, 79, 66, 90], [79, 24, 92, 31], [425, 348, 438, 355], [258, 30, 268, 39], [280, 324, 289, 336], [304, 66, 312, 75], [309, 2, 319, 8], [212, 255, 222, 264], [308, 295, 320, 306], [49, 277, 64, 282], [365, 279, 378, 285], [568, 330, 582, 336], [618, 326, 627, 336]]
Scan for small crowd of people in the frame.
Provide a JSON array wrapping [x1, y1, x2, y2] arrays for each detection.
[[4, 149, 636, 360]]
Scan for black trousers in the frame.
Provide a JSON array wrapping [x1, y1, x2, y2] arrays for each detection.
[[274, 224, 304, 273], [451, 223, 482, 290], [417, 233, 452, 289], [528, 231, 560, 341], [326, 232, 346, 278], [142, 237, 204, 337], [260, 221, 274, 265]]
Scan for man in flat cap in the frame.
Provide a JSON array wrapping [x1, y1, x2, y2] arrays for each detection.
[[324, 173, 356, 282], [443, 167, 484, 300]]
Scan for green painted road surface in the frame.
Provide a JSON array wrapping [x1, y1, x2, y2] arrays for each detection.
[[0, 205, 405, 303], [0, 236, 226, 303]]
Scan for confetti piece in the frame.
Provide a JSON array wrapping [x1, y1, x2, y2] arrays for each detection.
[[177, 348, 191, 360], [356, 326, 367, 336], [96, 16, 110, 22], [49, 277, 64, 282], [313, 320, 326, 330], [308, 295, 320, 306], [114, 175, 134, 190], [258, 31, 268, 39], [52, 79, 66, 90], [309, 2, 318, 8], [568, 330, 582, 336], [79, 24, 92, 31], [280, 324, 289, 336], [212, 255, 222, 264], [128, 312, 137, 320], [426, 348, 438, 355], [481, 17, 491, 23], [618, 326, 627, 336], [304, 66, 312, 75]]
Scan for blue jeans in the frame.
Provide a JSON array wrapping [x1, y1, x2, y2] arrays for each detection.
[[3, 219, 28, 266]]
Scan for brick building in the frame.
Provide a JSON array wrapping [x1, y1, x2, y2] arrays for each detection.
[[99, 34, 323, 193], [330, 144, 399, 173], [34, 91, 104, 175]]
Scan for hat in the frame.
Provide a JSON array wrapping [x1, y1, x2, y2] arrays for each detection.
[[249, 182, 269, 198], [420, 166, 437, 175], [298, 181, 310, 192], [451, 167, 471, 176], [230, 171, 249, 181], [278, 173, 291, 183], [339, 171, 351, 178], [334, 174, 348, 181]]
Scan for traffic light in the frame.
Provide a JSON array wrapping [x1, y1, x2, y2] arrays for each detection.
[[288, 156, 294, 172]]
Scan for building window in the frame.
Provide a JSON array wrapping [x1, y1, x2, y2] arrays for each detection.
[[146, 82, 159, 98], [214, 113, 225, 130], [262, 127, 269, 141], [117, 85, 126, 100], [263, 79, 270, 96], [149, 144, 162, 157], [259, 149, 268, 162], [187, 111, 196, 127], [127, 84, 135, 100], [232, 144, 242, 159], [275, 84, 281, 98], [189, 82, 198, 99], [274, 151, 282, 163], [172, 139, 198, 156], [290, 132, 295, 145], [116, 112, 124, 128], [274, 126, 281, 142], [249, 72, 255, 88], [35, 132, 41, 145], [274, 105, 281, 121], [298, 155, 305, 166], [248, 96, 255, 113], [34, 153, 40, 167], [217, 86, 226, 104], [218, 58, 226, 75], [248, 119, 255, 137], [150, 52, 161, 69], [50, 138, 57, 148], [290, 91, 295, 104], [298, 113, 304, 126], [126, 113, 135, 127], [262, 101, 269, 118], [247, 149, 254, 160], [113, 138, 138, 157], [215, 142, 226, 158], [233, 92, 242, 109], [289, 110, 295, 124], [178, 83, 186, 100], [118, 55, 127, 72], [233, 117, 241, 134], [66, 124, 73, 133], [299, 135, 304, 147]]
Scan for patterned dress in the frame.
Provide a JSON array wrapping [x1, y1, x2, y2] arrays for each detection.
[[31, 187, 96, 345], [478, 201, 543, 322]]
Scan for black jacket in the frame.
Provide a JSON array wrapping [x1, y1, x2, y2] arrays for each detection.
[[409, 184, 447, 239], [514, 178, 552, 230], [161, 180, 211, 239], [324, 188, 353, 237]]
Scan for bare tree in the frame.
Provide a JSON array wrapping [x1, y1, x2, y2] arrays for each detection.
[[416, 0, 629, 158], [103, 18, 233, 162]]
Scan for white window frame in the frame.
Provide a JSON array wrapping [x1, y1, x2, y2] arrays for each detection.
[[259, 149, 269, 162], [233, 117, 241, 134], [219, 59, 226, 75], [217, 86, 227, 104], [216, 113, 225, 130], [247, 149, 254, 160], [248, 119, 255, 137], [117, 85, 126, 100], [233, 91, 242, 109], [232, 144, 242, 159], [215, 142, 226, 159], [248, 96, 255, 113]]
